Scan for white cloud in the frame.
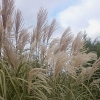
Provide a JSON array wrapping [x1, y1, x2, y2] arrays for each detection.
[[14, 0, 69, 38], [86, 19, 100, 38], [1, 0, 99, 39], [57, 0, 100, 39], [15, 0, 67, 27]]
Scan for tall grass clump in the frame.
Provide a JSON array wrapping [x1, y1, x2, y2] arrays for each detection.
[[0, 0, 100, 100]]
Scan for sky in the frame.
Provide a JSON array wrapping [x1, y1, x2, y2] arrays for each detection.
[[0, 0, 100, 39]]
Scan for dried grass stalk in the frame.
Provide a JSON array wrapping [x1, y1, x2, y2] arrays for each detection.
[[28, 68, 47, 94], [1, 0, 14, 29]]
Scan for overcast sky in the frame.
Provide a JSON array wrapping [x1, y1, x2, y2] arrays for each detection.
[[1, 0, 100, 39]]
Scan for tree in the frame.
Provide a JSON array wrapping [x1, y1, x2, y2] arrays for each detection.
[[84, 33, 100, 58]]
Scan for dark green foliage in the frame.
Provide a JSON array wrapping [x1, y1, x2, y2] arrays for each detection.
[[84, 34, 100, 58]]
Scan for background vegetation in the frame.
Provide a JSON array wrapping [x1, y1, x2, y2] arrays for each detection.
[[0, 0, 100, 100]]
